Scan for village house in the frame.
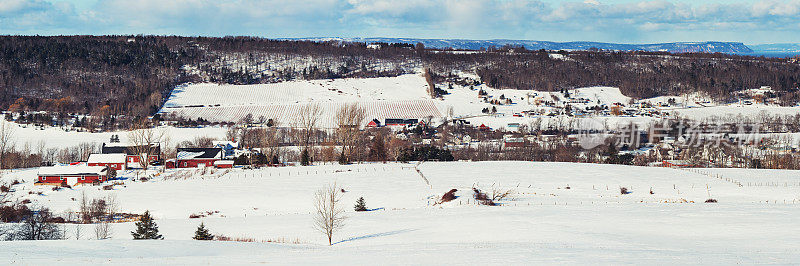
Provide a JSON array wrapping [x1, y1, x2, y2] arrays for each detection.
[[212, 140, 239, 159], [174, 147, 224, 168], [37, 165, 108, 186], [87, 153, 127, 171], [367, 119, 381, 128], [101, 143, 161, 168]]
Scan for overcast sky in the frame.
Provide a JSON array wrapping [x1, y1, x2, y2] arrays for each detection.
[[1, 0, 799, 44]]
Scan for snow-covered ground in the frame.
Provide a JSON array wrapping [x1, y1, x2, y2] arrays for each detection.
[[2, 162, 799, 264], [160, 74, 442, 127], [157, 72, 800, 131]]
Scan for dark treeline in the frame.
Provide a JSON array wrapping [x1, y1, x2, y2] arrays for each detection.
[[426, 49, 800, 103], [2, 36, 800, 121]]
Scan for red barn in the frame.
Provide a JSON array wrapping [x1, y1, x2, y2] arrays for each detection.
[[176, 147, 223, 168], [101, 143, 161, 168], [366, 119, 381, 128], [37, 166, 108, 185], [213, 160, 235, 168], [87, 153, 127, 171]]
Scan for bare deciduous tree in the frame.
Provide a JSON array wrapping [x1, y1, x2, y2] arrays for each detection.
[[313, 182, 346, 246], [335, 103, 366, 162], [14, 207, 64, 240], [94, 222, 112, 240], [260, 123, 282, 164], [127, 120, 164, 173], [298, 103, 323, 149], [0, 120, 15, 170]]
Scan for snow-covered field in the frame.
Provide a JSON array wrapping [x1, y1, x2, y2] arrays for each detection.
[[7, 123, 228, 150], [160, 74, 443, 127], [159, 73, 800, 131], [2, 162, 799, 264]]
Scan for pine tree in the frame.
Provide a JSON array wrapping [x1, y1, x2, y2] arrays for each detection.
[[301, 149, 311, 166], [338, 152, 348, 165], [131, 210, 163, 240], [193, 222, 213, 240], [354, 197, 367, 212], [271, 154, 280, 165]]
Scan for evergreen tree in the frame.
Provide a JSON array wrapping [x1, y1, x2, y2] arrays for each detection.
[[271, 154, 280, 165], [193, 222, 213, 240], [301, 149, 311, 166], [131, 210, 163, 240], [338, 152, 348, 165], [605, 144, 619, 164], [354, 197, 368, 212]]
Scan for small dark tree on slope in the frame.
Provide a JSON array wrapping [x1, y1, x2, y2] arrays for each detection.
[[193, 222, 213, 240], [131, 210, 163, 240], [354, 197, 367, 212], [301, 149, 311, 166]]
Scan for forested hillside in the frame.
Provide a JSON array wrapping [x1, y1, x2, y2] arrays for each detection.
[[1, 36, 799, 121]]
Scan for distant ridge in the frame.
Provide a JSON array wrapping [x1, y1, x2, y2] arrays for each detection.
[[289, 37, 754, 54]]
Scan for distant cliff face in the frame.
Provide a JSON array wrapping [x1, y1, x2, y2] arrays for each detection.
[[297, 38, 754, 54]]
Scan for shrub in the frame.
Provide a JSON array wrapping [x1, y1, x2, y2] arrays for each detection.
[[472, 188, 495, 206], [214, 234, 256, 242], [705, 198, 718, 203], [620, 187, 629, 195], [440, 189, 458, 203], [103, 185, 114, 190], [397, 146, 455, 162], [354, 197, 367, 212], [0, 205, 31, 222], [1, 185, 9, 192]]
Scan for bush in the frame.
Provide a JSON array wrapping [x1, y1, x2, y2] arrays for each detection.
[[620, 187, 629, 195], [0, 205, 31, 222], [0, 185, 8, 192], [214, 234, 256, 242], [472, 188, 495, 206], [397, 146, 455, 162], [440, 189, 458, 203], [705, 198, 718, 203], [12, 207, 64, 240], [354, 197, 367, 212]]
